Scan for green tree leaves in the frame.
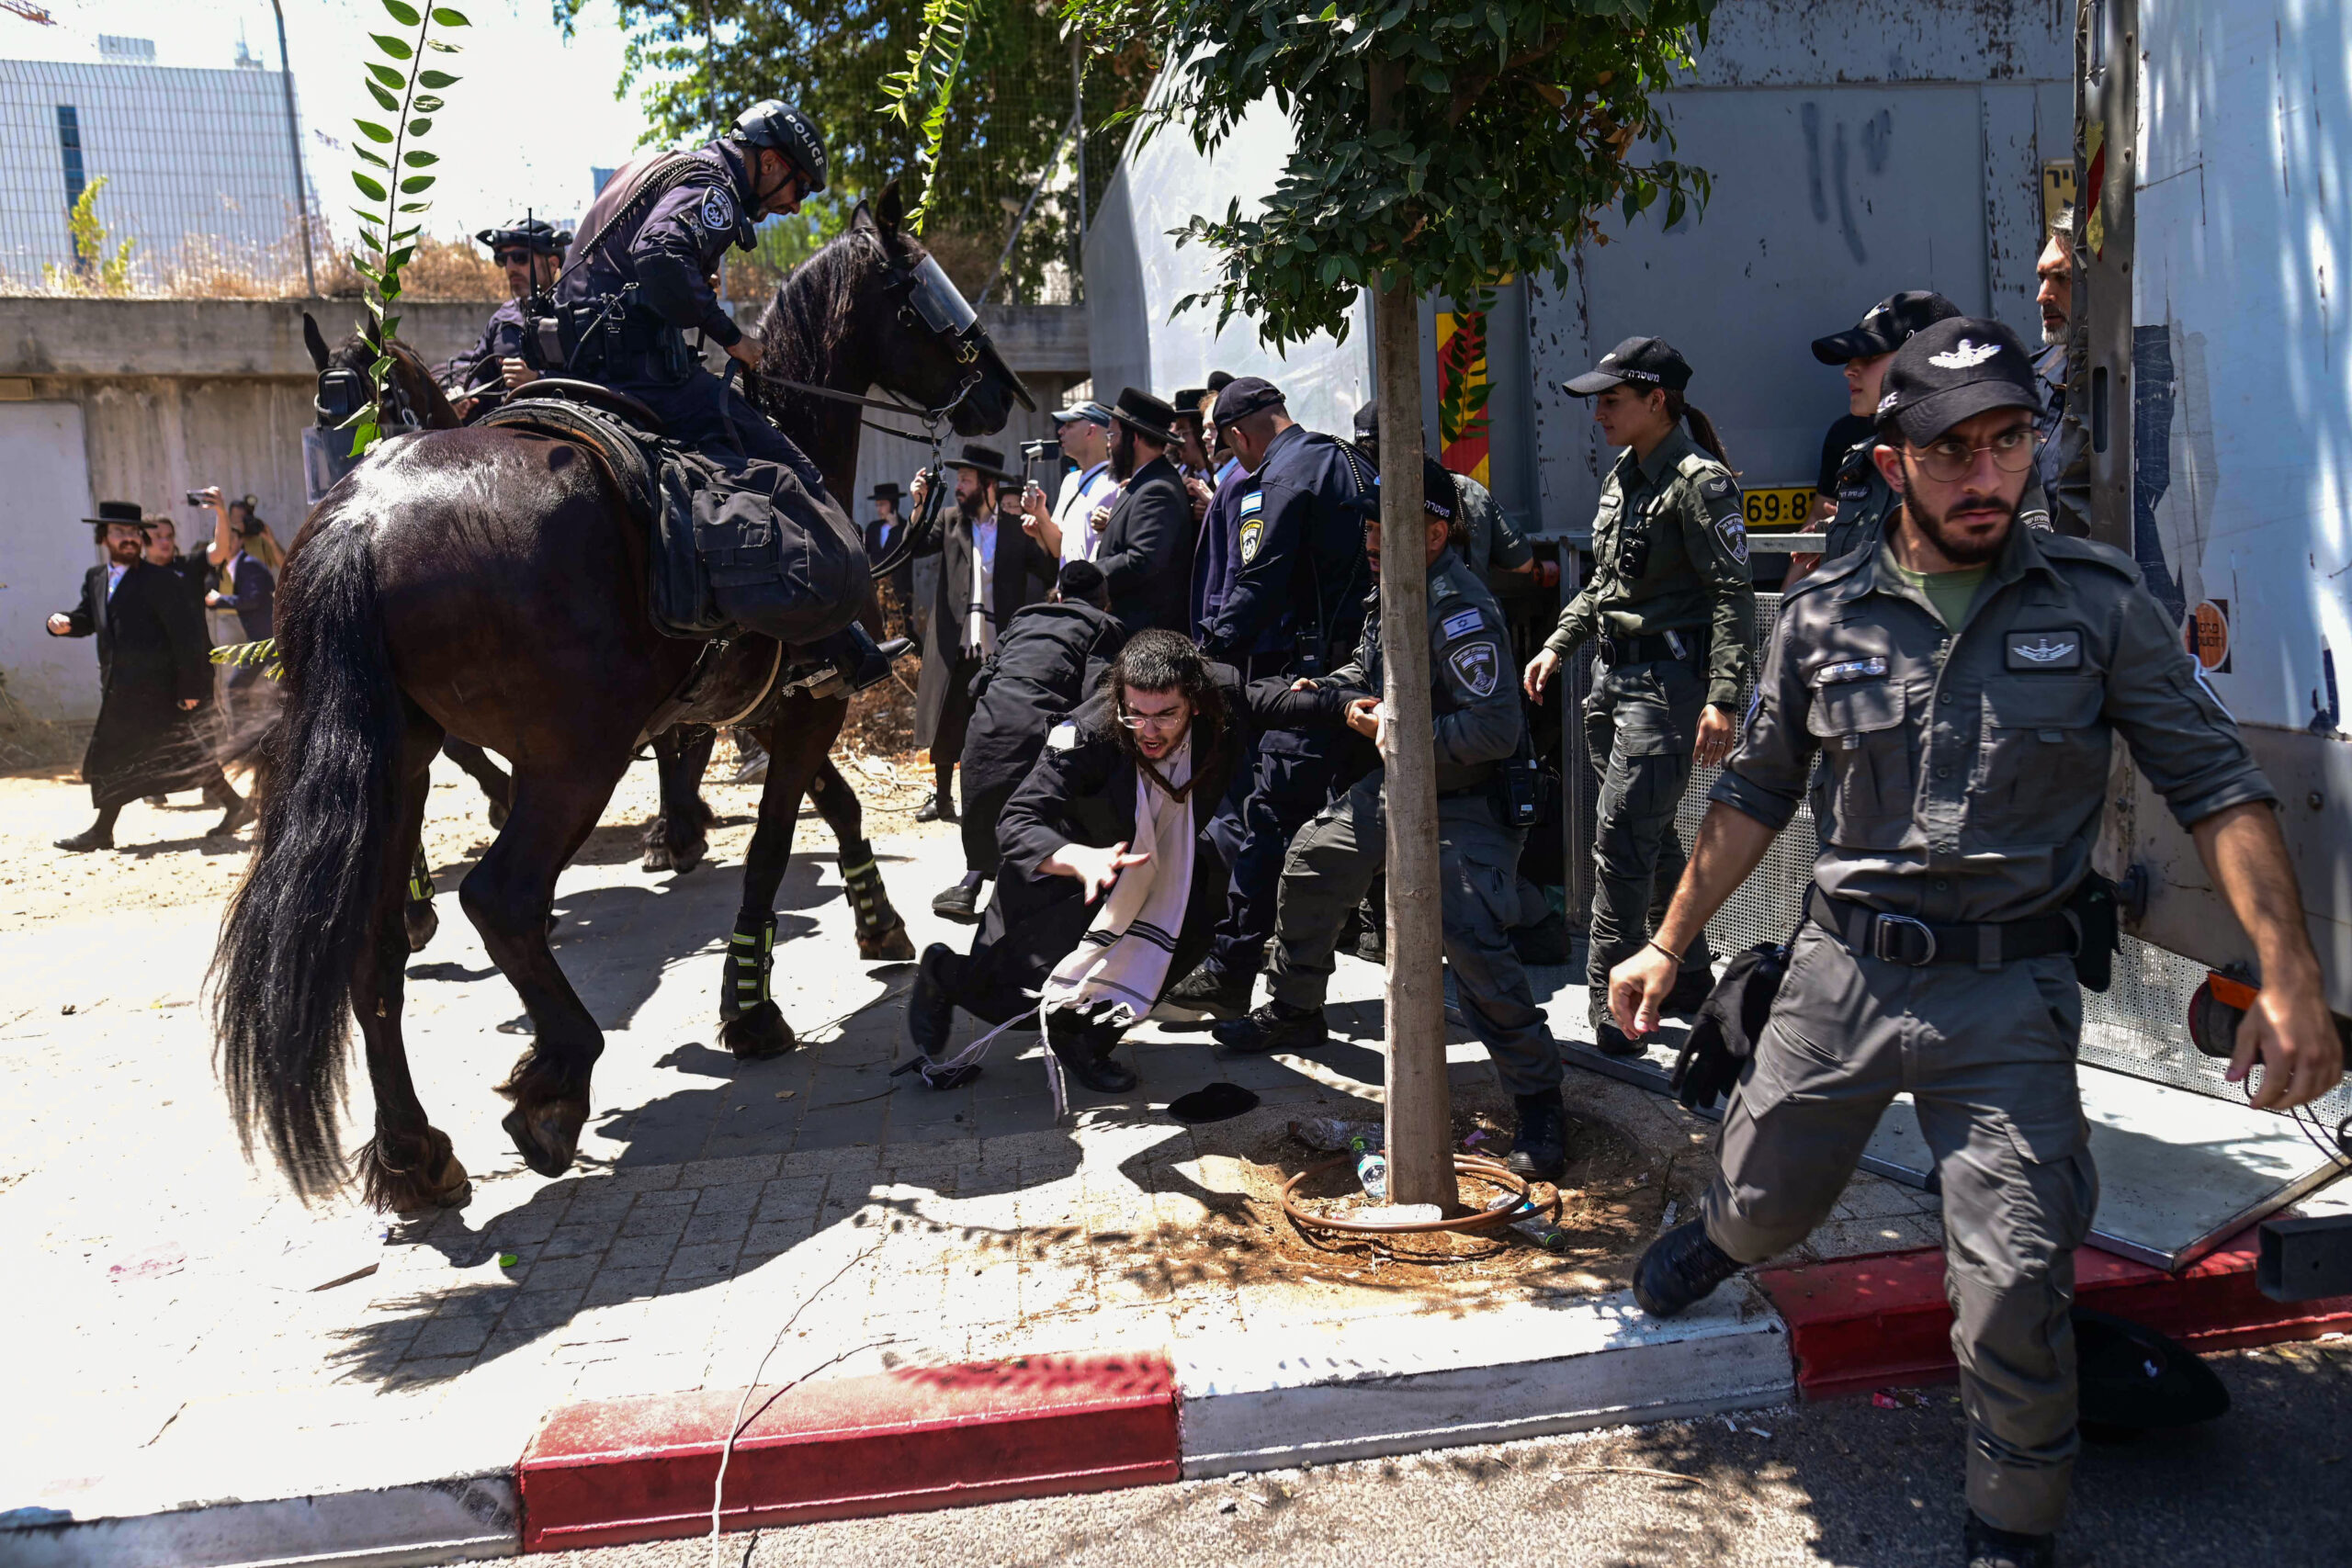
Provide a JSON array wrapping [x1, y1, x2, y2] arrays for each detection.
[[345, 0, 469, 454]]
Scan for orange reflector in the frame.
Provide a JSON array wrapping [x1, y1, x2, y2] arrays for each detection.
[[2207, 972, 2259, 1010]]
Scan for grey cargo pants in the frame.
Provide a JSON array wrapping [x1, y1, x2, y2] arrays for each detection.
[[1702, 921, 2098, 1536], [1585, 656, 1716, 1008], [1264, 770, 1561, 1096]]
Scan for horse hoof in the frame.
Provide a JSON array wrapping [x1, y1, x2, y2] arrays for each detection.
[[501, 1098, 586, 1178], [667, 835, 707, 875], [642, 842, 674, 873], [404, 898, 438, 953], [361, 1129, 469, 1214], [722, 1001, 796, 1060], [858, 919, 916, 962]]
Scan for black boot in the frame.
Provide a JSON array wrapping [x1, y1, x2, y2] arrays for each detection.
[[1662, 958, 1718, 1016], [1163, 964, 1253, 1020], [1633, 1220, 1742, 1318], [1046, 1009, 1139, 1094], [1590, 1008, 1646, 1057], [809, 624, 899, 694], [1507, 1089, 1569, 1181], [1962, 1513, 2056, 1568], [906, 943, 958, 1059], [55, 807, 119, 852], [931, 871, 985, 924], [1214, 999, 1329, 1055], [914, 786, 957, 824]]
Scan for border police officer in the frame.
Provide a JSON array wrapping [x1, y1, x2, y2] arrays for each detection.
[[438, 218, 569, 413], [1612, 318, 2343, 1568], [1215, 459, 1568, 1177], [554, 99, 827, 488], [1803, 290, 1963, 571], [1168, 376, 1379, 1020], [1352, 399, 1533, 591], [1522, 337, 1756, 1056]]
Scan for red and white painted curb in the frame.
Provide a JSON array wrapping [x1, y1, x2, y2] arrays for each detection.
[[10, 1227, 2346, 1566]]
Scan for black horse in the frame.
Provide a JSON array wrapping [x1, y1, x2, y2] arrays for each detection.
[[219, 185, 1026, 1212]]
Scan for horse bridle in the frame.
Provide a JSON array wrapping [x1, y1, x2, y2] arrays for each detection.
[[315, 355, 426, 434], [748, 250, 997, 438]]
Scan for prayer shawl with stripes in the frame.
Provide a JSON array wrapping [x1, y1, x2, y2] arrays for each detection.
[[1038, 734, 1194, 1027]]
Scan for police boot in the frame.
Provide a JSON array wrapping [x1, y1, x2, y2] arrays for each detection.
[[1662, 958, 1718, 1016], [1046, 1009, 1139, 1094], [931, 871, 986, 924], [1589, 1006, 1646, 1058], [1633, 1220, 1742, 1318], [1164, 964, 1253, 1021], [1214, 1000, 1329, 1055], [905, 943, 959, 1062], [1507, 1089, 1569, 1181], [1962, 1514, 2055, 1568], [818, 625, 902, 694]]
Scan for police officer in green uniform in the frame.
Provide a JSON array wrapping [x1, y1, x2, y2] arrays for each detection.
[[1807, 291, 1962, 569], [1214, 458, 1568, 1176], [1352, 400, 1533, 591], [1522, 337, 1756, 1055], [1611, 318, 2343, 1568]]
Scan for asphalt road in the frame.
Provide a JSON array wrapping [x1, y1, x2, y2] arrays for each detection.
[[540, 1339, 2351, 1567]]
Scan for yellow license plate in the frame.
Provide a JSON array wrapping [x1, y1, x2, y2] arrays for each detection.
[[1742, 485, 1815, 531]]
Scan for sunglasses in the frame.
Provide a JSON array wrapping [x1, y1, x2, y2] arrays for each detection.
[[495, 250, 535, 266]]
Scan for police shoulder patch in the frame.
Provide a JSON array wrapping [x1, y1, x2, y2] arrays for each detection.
[[1440, 606, 1485, 640], [1447, 640, 1501, 699], [698, 186, 737, 232], [1238, 517, 1265, 562], [1700, 473, 1736, 501], [1716, 513, 1749, 565]]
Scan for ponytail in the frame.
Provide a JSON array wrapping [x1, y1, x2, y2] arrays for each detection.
[[1661, 389, 1731, 469]]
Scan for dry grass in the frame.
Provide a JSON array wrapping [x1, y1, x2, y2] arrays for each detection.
[[0, 213, 504, 302]]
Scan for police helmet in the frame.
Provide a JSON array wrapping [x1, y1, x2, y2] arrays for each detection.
[[475, 217, 571, 255], [732, 100, 828, 194]]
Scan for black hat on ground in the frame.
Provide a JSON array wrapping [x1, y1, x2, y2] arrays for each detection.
[[1565, 336, 1692, 396], [1050, 400, 1112, 428], [1212, 375, 1285, 426], [948, 444, 1021, 482], [1055, 559, 1109, 605], [476, 217, 572, 255], [1876, 317, 2042, 447], [1110, 388, 1180, 446], [868, 480, 901, 502], [2073, 1308, 2231, 1436], [1811, 289, 1964, 365], [1166, 1081, 1261, 1124], [84, 500, 148, 529]]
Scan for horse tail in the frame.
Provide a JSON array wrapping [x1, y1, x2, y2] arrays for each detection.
[[212, 518, 401, 1201]]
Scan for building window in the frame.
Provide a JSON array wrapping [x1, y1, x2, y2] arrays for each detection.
[[57, 105, 85, 210]]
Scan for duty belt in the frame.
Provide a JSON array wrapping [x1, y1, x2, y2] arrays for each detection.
[[1806, 885, 2077, 971], [1594, 630, 1695, 667]]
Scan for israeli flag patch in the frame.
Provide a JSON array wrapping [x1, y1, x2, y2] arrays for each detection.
[[698, 186, 737, 232], [1441, 607, 1485, 639]]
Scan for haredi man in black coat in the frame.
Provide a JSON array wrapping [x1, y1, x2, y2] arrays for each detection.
[[1093, 389, 1197, 635], [46, 502, 249, 851]]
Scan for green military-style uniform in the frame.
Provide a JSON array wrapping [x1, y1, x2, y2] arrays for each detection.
[[1263, 544, 1560, 1096], [1543, 347, 1758, 1032], [1702, 319, 2275, 1540], [1453, 470, 1533, 590]]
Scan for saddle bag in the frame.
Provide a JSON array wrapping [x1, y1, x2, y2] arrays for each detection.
[[687, 453, 868, 649], [1669, 939, 1791, 1112]]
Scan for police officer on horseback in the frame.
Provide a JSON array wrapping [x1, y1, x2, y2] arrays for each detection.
[[439, 217, 569, 417], [552, 98, 828, 490]]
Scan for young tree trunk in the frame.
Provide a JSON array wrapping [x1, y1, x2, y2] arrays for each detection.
[[1370, 63, 1452, 1211]]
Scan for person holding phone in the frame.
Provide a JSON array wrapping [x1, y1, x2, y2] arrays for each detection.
[[1022, 397, 1116, 564]]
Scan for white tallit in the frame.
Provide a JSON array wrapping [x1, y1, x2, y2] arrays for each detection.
[[1039, 733, 1195, 1029]]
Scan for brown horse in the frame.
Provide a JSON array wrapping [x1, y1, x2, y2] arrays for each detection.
[[218, 185, 1026, 1212]]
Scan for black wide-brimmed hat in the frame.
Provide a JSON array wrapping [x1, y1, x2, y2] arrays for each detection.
[[1171, 387, 1209, 420], [948, 443, 1020, 482], [868, 480, 901, 502], [1811, 289, 1963, 365], [2074, 1308, 2231, 1436], [84, 500, 149, 529], [1566, 336, 1692, 396], [1109, 387, 1180, 446], [1877, 317, 2041, 446]]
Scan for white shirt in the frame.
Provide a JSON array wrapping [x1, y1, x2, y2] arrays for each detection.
[[106, 561, 129, 598], [967, 513, 999, 657], [1053, 460, 1118, 564]]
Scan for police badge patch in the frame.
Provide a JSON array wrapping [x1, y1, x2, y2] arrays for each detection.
[[1448, 640, 1500, 698], [1716, 513, 1749, 564], [698, 186, 737, 232], [1238, 491, 1266, 562]]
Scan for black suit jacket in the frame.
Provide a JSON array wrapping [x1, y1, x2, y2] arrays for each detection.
[[1094, 454, 1194, 635], [59, 561, 213, 705], [913, 507, 1057, 747], [210, 552, 276, 642]]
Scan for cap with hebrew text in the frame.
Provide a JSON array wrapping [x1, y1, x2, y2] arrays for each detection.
[[1564, 336, 1691, 396]]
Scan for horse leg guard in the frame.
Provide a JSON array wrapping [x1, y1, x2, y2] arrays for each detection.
[[403, 846, 439, 953], [719, 908, 796, 1059], [842, 840, 915, 961]]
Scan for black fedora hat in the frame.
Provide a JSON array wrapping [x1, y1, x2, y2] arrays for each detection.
[[1109, 387, 1180, 446], [2074, 1307, 2231, 1438], [868, 480, 902, 502], [948, 444, 1020, 482], [84, 500, 149, 529]]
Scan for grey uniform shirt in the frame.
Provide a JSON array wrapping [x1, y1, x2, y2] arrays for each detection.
[[1324, 546, 1521, 793], [1453, 472, 1532, 587], [1714, 522, 2273, 925]]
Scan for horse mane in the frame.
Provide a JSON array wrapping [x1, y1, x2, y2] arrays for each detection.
[[750, 222, 883, 396], [329, 325, 461, 430]]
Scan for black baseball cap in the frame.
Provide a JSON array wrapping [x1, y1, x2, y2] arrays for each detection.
[[1810, 290, 1962, 365], [1211, 375, 1285, 425], [1351, 398, 1379, 439], [1876, 317, 2042, 446], [1565, 336, 1691, 396]]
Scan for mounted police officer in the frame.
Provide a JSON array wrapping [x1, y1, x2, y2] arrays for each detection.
[[1213, 457, 1567, 1177], [1611, 317, 2343, 1568], [1167, 375, 1379, 1020], [553, 98, 828, 490], [438, 217, 569, 416], [1521, 337, 1756, 1056]]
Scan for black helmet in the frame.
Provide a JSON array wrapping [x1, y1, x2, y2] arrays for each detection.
[[732, 99, 827, 194], [474, 217, 571, 255]]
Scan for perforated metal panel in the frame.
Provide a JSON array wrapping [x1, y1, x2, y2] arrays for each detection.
[[1564, 592, 2352, 1128]]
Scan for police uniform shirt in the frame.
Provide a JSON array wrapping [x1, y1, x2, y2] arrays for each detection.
[[557, 142, 755, 350], [1202, 423, 1376, 670], [1453, 471, 1533, 586], [1542, 423, 1756, 710], [440, 297, 529, 390], [1322, 546, 1521, 793], [1820, 433, 1898, 565], [1714, 521, 2274, 926]]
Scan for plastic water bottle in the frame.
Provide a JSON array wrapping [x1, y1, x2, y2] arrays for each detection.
[[1356, 1150, 1390, 1202], [1487, 1192, 1569, 1252]]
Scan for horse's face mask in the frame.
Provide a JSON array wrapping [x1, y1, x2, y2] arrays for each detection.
[[887, 253, 1032, 431], [313, 366, 370, 430]]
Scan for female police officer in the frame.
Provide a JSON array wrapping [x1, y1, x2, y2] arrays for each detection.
[[1522, 338, 1757, 1055]]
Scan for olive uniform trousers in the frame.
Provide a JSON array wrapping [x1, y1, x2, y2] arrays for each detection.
[[1585, 654, 1717, 1004]]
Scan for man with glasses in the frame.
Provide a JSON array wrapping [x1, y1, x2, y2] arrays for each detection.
[[439, 218, 570, 417], [1609, 318, 2341, 1568]]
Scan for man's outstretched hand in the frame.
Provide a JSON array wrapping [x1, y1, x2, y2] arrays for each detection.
[[1043, 840, 1151, 904], [1609, 943, 1681, 1038]]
